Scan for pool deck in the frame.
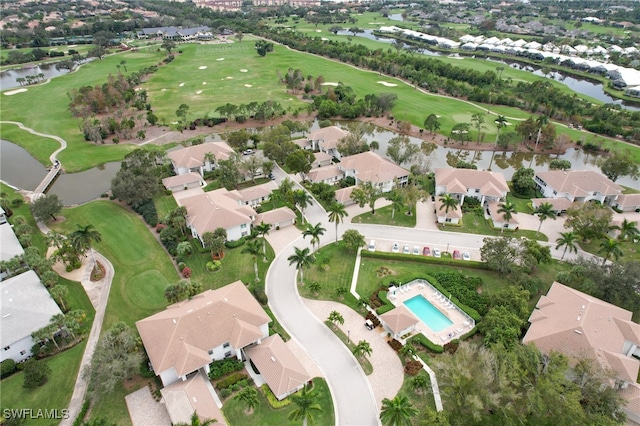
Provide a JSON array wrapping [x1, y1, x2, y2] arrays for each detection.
[[388, 279, 474, 345]]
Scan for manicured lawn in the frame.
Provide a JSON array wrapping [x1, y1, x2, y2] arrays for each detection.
[[351, 204, 417, 227], [59, 276, 96, 333], [223, 378, 334, 426], [578, 239, 640, 264], [506, 193, 533, 213], [300, 242, 358, 306], [441, 212, 548, 242], [0, 341, 86, 426], [89, 378, 147, 426], [398, 371, 437, 415], [153, 193, 178, 221], [1, 183, 48, 254], [0, 123, 60, 167], [325, 321, 373, 375]]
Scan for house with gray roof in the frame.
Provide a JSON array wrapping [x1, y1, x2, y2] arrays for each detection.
[[1, 270, 63, 362]]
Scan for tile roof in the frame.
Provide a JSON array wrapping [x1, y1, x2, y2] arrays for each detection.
[[312, 151, 333, 166], [381, 305, 418, 335], [435, 168, 509, 195], [178, 189, 255, 235], [616, 193, 640, 208], [0, 222, 24, 262], [335, 186, 356, 203], [237, 181, 277, 204], [253, 207, 296, 226], [309, 126, 350, 150], [167, 142, 235, 170], [244, 334, 310, 399], [339, 151, 409, 184], [487, 200, 519, 225], [160, 372, 225, 426], [531, 197, 574, 211], [535, 170, 623, 197], [306, 165, 343, 182], [162, 172, 204, 189], [136, 281, 270, 377], [434, 197, 463, 219]]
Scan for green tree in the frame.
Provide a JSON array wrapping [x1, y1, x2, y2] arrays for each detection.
[[241, 239, 263, 282], [555, 231, 579, 260], [161, 39, 176, 54], [471, 112, 486, 143], [534, 115, 549, 151], [327, 202, 348, 243], [342, 229, 365, 252], [386, 136, 419, 165], [534, 202, 556, 236], [423, 114, 441, 134], [30, 194, 63, 222], [400, 183, 426, 216], [598, 149, 640, 182], [236, 387, 259, 415], [293, 189, 313, 220], [385, 190, 404, 221], [599, 238, 623, 266], [175, 103, 190, 131], [565, 202, 613, 242], [438, 194, 459, 222], [218, 156, 242, 190], [227, 129, 250, 150], [255, 40, 274, 57], [23, 358, 51, 389], [302, 222, 326, 253], [176, 241, 192, 257], [288, 246, 315, 285], [328, 310, 344, 326], [353, 340, 372, 358], [49, 285, 68, 311], [379, 395, 418, 426], [399, 343, 417, 361], [479, 306, 523, 348], [493, 115, 507, 147], [288, 384, 322, 426], [175, 411, 216, 426], [351, 182, 382, 214], [497, 201, 516, 232], [615, 218, 639, 242], [286, 150, 315, 181], [309, 281, 321, 295], [480, 236, 519, 276], [511, 168, 536, 197], [254, 222, 271, 260], [549, 159, 572, 170], [70, 224, 102, 267], [515, 116, 537, 144], [410, 373, 429, 394], [450, 123, 471, 144]]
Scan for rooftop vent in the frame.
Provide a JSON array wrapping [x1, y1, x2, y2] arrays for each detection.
[[172, 319, 177, 324], [574, 329, 583, 335], [2, 314, 10, 318], [270, 356, 276, 362], [577, 316, 581, 321]]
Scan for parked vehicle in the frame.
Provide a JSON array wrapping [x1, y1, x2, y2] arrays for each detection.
[[423, 247, 431, 256], [243, 149, 254, 155], [403, 245, 410, 254], [462, 251, 471, 261], [365, 319, 374, 330], [392, 243, 400, 253], [453, 250, 461, 260], [368, 240, 376, 252], [433, 248, 441, 258], [412, 246, 420, 255]]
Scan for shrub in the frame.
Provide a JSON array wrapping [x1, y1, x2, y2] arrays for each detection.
[[23, 359, 51, 389], [408, 334, 444, 353], [443, 340, 460, 354], [206, 260, 221, 272], [182, 267, 191, 278], [215, 372, 247, 390], [404, 360, 423, 376], [225, 237, 245, 249], [208, 359, 245, 379], [388, 339, 402, 352], [219, 388, 232, 399], [139, 359, 155, 378], [252, 287, 268, 305], [156, 224, 166, 233], [261, 384, 292, 408], [178, 262, 186, 271], [365, 311, 380, 327], [0, 359, 16, 378]]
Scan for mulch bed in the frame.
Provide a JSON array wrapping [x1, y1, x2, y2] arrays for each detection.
[[91, 260, 105, 281]]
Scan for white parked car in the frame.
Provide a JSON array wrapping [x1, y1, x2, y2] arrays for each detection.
[[403, 245, 410, 254], [392, 243, 400, 253], [368, 240, 376, 252], [462, 251, 471, 261], [433, 248, 441, 258], [412, 246, 421, 255]]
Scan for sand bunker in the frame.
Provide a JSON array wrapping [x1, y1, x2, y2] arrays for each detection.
[[226, 76, 233, 80], [240, 69, 248, 73], [244, 84, 252, 88], [68, 44, 77, 48], [4, 88, 28, 96], [196, 90, 203, 94], [198, 66, 208, 70], [321, 38, 328, 41], [321, 82, 339, 86], [216, 58, 225, 61], [179, 82, 185, 87], [316, 29, 322, 32], [161, 88, 167, 91], [377, 81, 398, 87], [202, 82, 207, 85]]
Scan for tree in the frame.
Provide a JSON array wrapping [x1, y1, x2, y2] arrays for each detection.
[[549, 159, 572, 170], [555, 231, 579, 260], [379, 395, 418, 426], [302, 222, 326, 253], [30, 194, 63, 222], [328, 310, 344, 326], [494, 115, 507, 147], [399, 343, 417, 361], [515, 117, 537, 144], [175, 411, 216, 426], [534, 115, 549, 151], [23, 358, 51, 389], [161, 39, 176, 54], [288, 384, 322, 426], [423, 114, 441, 134], [218, 156, 242, 190], [176, 241, 192, 257], [327, 202, 348, 243], [254, 222, 271, 260], [410, 373, 429, 395], [175, 103, 190, 131], [386, 190, 404, 221], [511, 168, 536, 197], [386, 136, 419, 165], [329, 25, 343, 34], [353, 340, 372, 359], [111, 168, 160, 208], [533, 202, 556, 236], [241, 154, 263, 184], [255, 40, 274, 57], [286, 150, 315, 181], [565, 202, 613, 242], [450, 123, 471, 144], [236, 387, 258, 415], [616, 218, 639, 242], [598, 149, 640, 182], [293, 190, 313, 220], [400, 183, 426, 216], [342, 229, 365, 252], [351, 182, 382, 214], [49, 285, 68, 311], [227, 129, 250, 150], [438, 194, 459, 222], [599, 238, 623, 266], [242, 239, 263, 282], [288, 246, 315, 285], [478, 306, 523, 348], [497, 201, 516, 232], [85, 322, 142, 396], [369, 141, 380, 151], [235, 31, 244, 43], [70, 224, 102, 268], [480, 236, 519, 276], [348, 27, 364, 36], [164, 280, 196, 303], [471, 112, 486, 143]]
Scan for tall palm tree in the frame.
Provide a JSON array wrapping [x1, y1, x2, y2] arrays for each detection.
[[379, 395, 418, 426], [236, 387, 259, 415], [534, 115, 548, 151], [327, 310, 344, 327], [70, 224, 102, 268], [175, 411, 216, 426], [302, 222, 326, 253], [288, 246, 315, 286], [599, 238, 623, 266], [556, 231, 579, 260], [533, 202, 556, 236], [616, 218, 639, 242], [288, 385, 322, 426], [438, 194, 459, 222], [386, 190, 404, 221], [241, 239, 263, 282], [49, 285, 68, 311], [254, 222, 271, 260], [293, 189, 313, 222], [497, 201, 516, 233], [353, 340, 372, 359], [494, 115, 507, 147], [327, 202, 348, 243]]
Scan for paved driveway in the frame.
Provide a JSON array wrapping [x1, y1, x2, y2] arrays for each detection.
[[125, 386, 171, 426]]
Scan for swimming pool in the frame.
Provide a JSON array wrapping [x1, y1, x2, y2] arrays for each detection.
[[404, 295, 453, 332]]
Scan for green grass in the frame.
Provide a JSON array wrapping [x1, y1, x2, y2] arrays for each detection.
[[441, 212, 548, 242], [153, 193, 178, 221], [577, 238, 640, 264], [506, 193, 534, 213], [89, 378, 147, 426], [324, 321, 373, 375], [300, 242, 358, 301], [398, 371, 437, 415], [59, 276, 96, 331], [222, 378, 334, 426], [351, 204, 416, 227], [0, 342, 87, 426], [0, 45, 94, 71], [1, 183, 48, 254], [0, 123, 60, 167]]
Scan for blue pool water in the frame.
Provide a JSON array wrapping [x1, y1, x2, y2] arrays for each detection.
[[404, 295, 453, 332]]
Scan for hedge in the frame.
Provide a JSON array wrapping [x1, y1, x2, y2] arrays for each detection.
[[225, 237, 246, 249], [209, 358, 244, 380], [408, 334, 444, 354], [215, 372, 247, 390], [375, 290, 395, 315], [361, 250, 488, 270], [0, 359, 16, 378], [261, 384, 292, 408]]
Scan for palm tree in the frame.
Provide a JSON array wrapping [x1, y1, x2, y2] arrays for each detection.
[[497, 201, 516, 233], [309, 281, 321, 295], [204, 152, 216, 170], [288, 246, 315, 286], [302, 222, 326, 253], [379, 395, 418, 426], [327, 310, 344, 327], [399, 343, 417, 361], [49, 285, 68, 311], [353, 340, 372, 359], [494, 115, 507, 147], [438, 194, 458, 222], [386, 190, 404, 221], [241, 239, 263, 282], [534, 115, 548, 151], [533, 202, 556, 236], [616, 218, 640, 242], [70, 224, 102, 268], [175, 411, 216, 426], [599, 238, 623, 266], [327, 202, 348, 243], [410, 374, 429, 394], [288, 384, 322, 426], [293, 189, 313, 222], [555, 231, 579, 260], [254, 222, 271, 260], [236, 387, 259, 415]]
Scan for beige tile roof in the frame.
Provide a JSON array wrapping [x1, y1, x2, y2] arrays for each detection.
[[244, 334, 311, 399], [160, 372, 226, 425], [309, 126, 350, 150], [136, 281, 270, 377], [178, 189, 255, 235], [616, 193, 640, 208], [335, 186, 356, 203], [237, 181, 277, 204], [381, 305, 418, 335], [292, 138, 311, 149], [535, 170, 623, 197], [313, 151, 333, 166], [619, 382, 640, 418], [253, 207, 296, 226], [162, 172, 204, 189], [435, 168, 509, 195], [339, 151, 409, 184], [523, 282, 640, 383], [487, 200, 519, 225], [306, 165, 343, 182], [435, 197, 463, 219], [531, 197, 574, 211], [167, 141, 235, 170]]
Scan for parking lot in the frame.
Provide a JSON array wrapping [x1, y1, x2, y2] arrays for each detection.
[[367, 239, 477, 261]]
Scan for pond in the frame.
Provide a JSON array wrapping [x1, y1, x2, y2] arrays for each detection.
[[0, 58, 92, 91]]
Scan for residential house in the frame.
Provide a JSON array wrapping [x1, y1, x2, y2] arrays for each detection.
[[178, 188, 256, 242], [253, 207, 296, 230], [237, 181, 277, 208], [244, 334, 311, 400], [338, 151, 409, 193], [312, 152, 333, 168], [1, 270, 64, 362], [1, 220, 25, 280], [486, 200, 519, 230], [435, 196, 463, 225], [136, 281, 271, 387], [306, 165, 344, 185], [0, 206, 6, 224], [162, 172, 206, 193], [531, 197, 573, 215], [334, 186, 357, 206], [160, 372, 226, 426], [523, 282, 640, 423], [167, 142, 235, 177], [380, 305, 418, 340], [534, 170, 622, 205], [612, 194, 640, 212], [307, 126, 350, 159], [435, 168, 509, 205]]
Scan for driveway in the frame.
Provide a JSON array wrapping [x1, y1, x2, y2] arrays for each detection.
[[125, 386, 171, 426]]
